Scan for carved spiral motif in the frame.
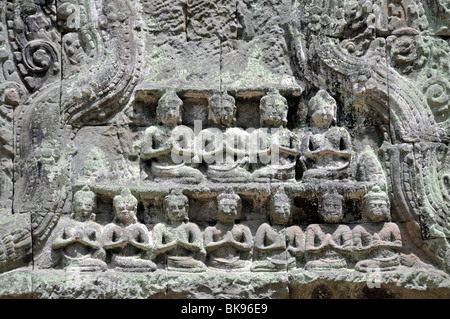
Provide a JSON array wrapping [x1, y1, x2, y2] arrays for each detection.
[[57, 2, 80, 31], [424, 78, 449, 118], [22, 40, 60, 74]]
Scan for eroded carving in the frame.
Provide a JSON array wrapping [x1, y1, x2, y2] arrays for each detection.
[[52, 187, 107, 272], [204, 192, 253, 270], [353, 186, 402, 272], [141, 90, 204, 184], [200, 91, 252, 183], [153, 191, 206, 272], [102, 189, 156, 272], [305, 191, 351, 270], [300, 90, 352, 181], [252, 89, 300, 182], [252, 188, 304, 272]]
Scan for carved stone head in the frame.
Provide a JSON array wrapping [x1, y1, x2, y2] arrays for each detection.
[[269, 187, 291, 225], [156, 90, 183, 126], [163, 191, 189, 222], [362, 186, 391, 222], [318, 191, 344, 223], [113, 188, 138, 225], [308, 90, 337, 129], [259, 89, 288, 127], [217, 191, 241, 223], [72, 186, 96, 222], [208, 91, 237, 127]]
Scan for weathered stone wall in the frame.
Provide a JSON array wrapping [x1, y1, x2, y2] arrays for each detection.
[[0, 0, 449, 299]]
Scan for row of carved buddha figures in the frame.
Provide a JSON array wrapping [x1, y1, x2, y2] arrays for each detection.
[[140, 89, 358, 184], [49, 185, 402, 273]]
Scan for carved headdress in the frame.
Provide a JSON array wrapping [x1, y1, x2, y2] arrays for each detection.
[[113, 188, 138, 224], [113, 188, 138, 208], [271, 187, 290, 205], [217, 190, 241, 203]]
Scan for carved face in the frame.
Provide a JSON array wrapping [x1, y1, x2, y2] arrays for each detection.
[[165, 197, 188, 222], [73, 197, 95, 221], [63, 33, 85, 64], [310, 101, 336, 129], [158, 96, 182, 125], [211, 98, 236, 127], [114, 201, 137, 225], [362, 198, 390, 222], [217, 198, 239, 223], [319, 195, 344, 223], [260, 96, 288, 127], [270, 202, 291, 225]]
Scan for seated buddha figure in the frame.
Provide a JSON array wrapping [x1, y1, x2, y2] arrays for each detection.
[[152, 191, 206, 272], [141, 90, 204, 184], [102, 189, 156, 272], [251, 188, 304, 272], [204, 191, 253, 270], [305, 191, 351, 270], [251, 89, 300, 182], [352, 186, 402, 272], [198, 91, 251, 183], [300, 90, 352, 181], [52, 186, 107, 271]]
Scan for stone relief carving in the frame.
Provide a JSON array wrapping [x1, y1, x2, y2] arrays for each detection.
[[153, 191, 206, 272], [204, 192, 253, 270], [300, 90, 352, 181], [51, 186, 107, 272], [0, 0, 448, 299], [141, 90, 204, 184], [102, 189, 156, 272], [353, 186, 402, 272], [252, 188, 304, 272], [200, 91, 252, 183]]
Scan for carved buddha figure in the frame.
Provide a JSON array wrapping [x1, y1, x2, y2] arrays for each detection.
[[153, 191, 206, 272], [251, 89, 300, 182], [252, 188, 304, 272], [300, 90, 352, 181], [305, 191, 351, 270], [199, 91, 251, 182], [102, 189, 156, 272], [141, 90, 204, 184], [353, 186, 402, 272], [204, 192, 253, 270], [52, 186, 107, 271]]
